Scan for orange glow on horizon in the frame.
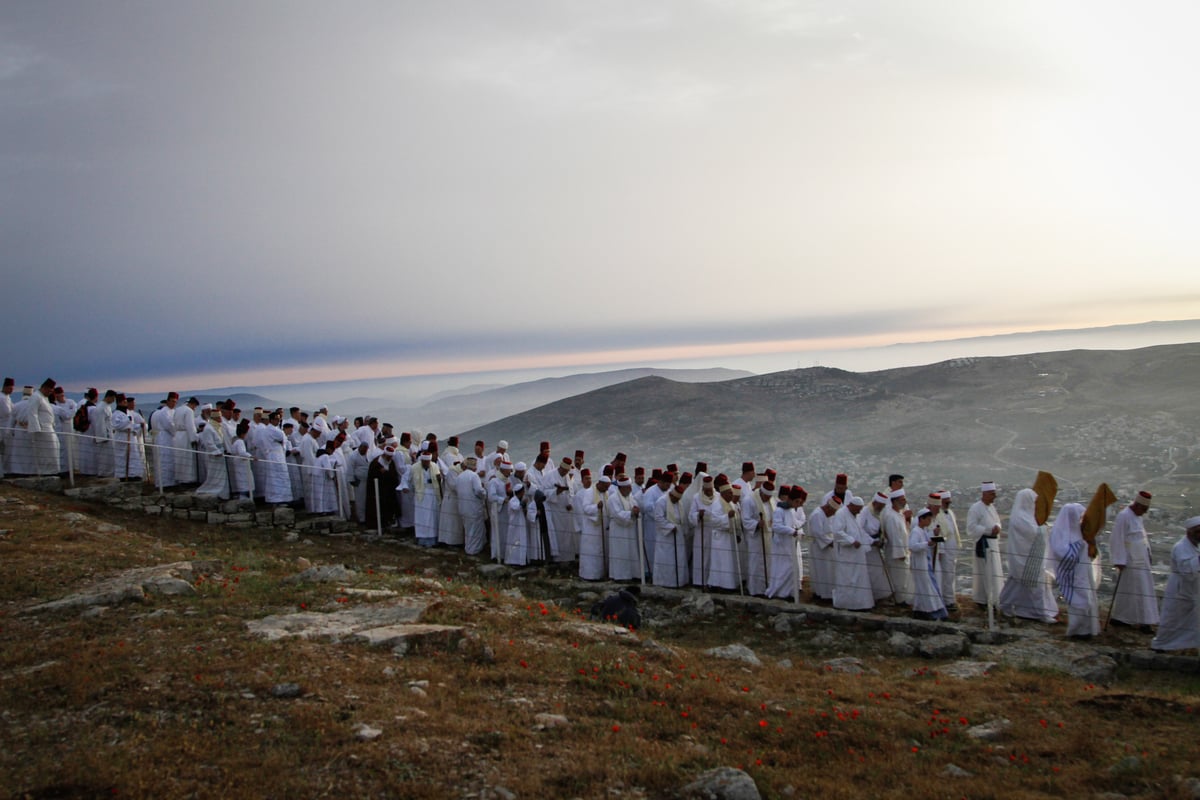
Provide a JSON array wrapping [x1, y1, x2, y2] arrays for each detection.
[[105, 316, 1178, 393]]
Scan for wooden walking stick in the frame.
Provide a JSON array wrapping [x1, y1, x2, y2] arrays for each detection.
[[1103, 565, 1125, 632], [759, 512, 770, 589], [732, 513, 745, 596], [699, 512, 708, 592], [635, 506, 646, 587], [598, 500, 608, 579]]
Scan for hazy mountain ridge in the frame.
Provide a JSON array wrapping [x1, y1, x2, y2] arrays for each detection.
[[462, 343, 1200, 518]]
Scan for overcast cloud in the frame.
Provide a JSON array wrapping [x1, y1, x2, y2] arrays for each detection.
[[3, 1, 1198, 387]]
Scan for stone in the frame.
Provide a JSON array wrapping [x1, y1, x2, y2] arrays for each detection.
[[678, 592, 716, 619], [938, 661, 996, 679], [776, 659, 794, 669], [285, 564, 356, 584], [943, 764, 973, 778], [340, 588, 398, 599], [818, 657, 877, 675], [188, 510, 208, 521], [246, 598, 431, 641], [918, 634, 969, 659], [1110, 755, 1144, 775], [888, 631, 917, 657], [142, 576, 197, 597], [703, 644, 762, 667], [965, 718, 1011, 741], [681, 766, 762, 800], [219, 500, 241, 514], [193, 494, 219, 510], [206, 512, 226, 524], [296, 557, 312, 570], [500, 588, 524, 600], [772, 615, 793, 633], [534, 713, 569, 729], [272, 507, 295, 525], [354, 723, 383, 741], [171, 495, 194, 509], [271, 682, 302, 698], [351, 623, 465, 654]]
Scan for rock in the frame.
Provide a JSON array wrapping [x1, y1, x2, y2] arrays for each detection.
[[534, 713, 569, 729], [354, 723, 383, 741], [640, 639, 682, 659], [80, 606, 108, 618], [492, 788, 516, 800], [1109, 755, 1144, 775], [681, 766, 762, 800], [142, 576, 197, 597], [500, 588, 523, 600], [965, 718, 1011, 741], [703, 644, 762, 667], [819, 657, 877, 675], [285, 564, 356, 584], [918, 634, 969, 659], [354, 624, 464, 656], [678, 593, 716, 619], [938, 661, 996, 679], [272, 507, 295, 525], [247, 599, 432, 642], [943, 764, 973, 778], [1176, 776, 1200, 800], [1069, 653, 1119, 684], [296, 557, 312, 570], [477, 563, 508, 578], [776, 659, 794, 669], [271, 683, 302, 698], [340, 588, 399, 599], [410, 685, 427, 697], [888, 631, 917, 657], [772, 615, 793, 633]]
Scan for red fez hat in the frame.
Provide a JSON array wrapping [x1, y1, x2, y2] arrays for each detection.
[[581, 468, 592, 477], [779, 484, 791, 495], [714, 473, 730, 488], [791, 485, 807, 501], [695, 461, 708, 473], [540, 441, 550, 451], [765, 469, 777, 480], [561, 457, 573, 468], [602, 464, 615, 476], [679, 472, 693, 483], [742, 461, 755, 473], [835, 473, 848, 484], [167, 391, 179, 400], [575, 449, 585, 457], [635, 466, 645, 475], [763, 481, 776, 492], [666, 463, 679, 473]]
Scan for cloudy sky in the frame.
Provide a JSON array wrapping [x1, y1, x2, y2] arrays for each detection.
[[4, 1, 1198, 391]]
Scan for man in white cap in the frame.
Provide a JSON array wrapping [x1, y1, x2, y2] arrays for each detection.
[[487, 459, 514, 561], [1151, 516, 1200, 652], [832, 495, 874, 611], [967, 481, 1004, 609], [935, 491, 962, 610], [881, 489, 913, 605], [653, 480, 690, 588], [741, 479, 775, 597], [861, 491, 893, 602], [1108, 489, 1159, 632], [483, 440, 509, 480], [403, 451, 442, 547], [545, 457, 579, 562], [579, 472, 612, 581], [606, 474, 642, 581], [456, 456, 488, 554]]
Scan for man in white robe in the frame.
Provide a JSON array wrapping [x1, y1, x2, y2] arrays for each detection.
[[111, 395, 146, 481], [1151, 516, 1200, 652], [1109, 489, 1160, 631], [487, 460, 513, 561], [909, 508, 948, 620], [149, 394, 178, 489], [0, 377, 15, 476], [404, 451, 442, 546], [1050, 503, 1101, 639], [51, 387, 77, 475], [544, 457, 578, 562], [606, 474, 642, 580], [195, 411, 229, 499], [832, 495, 874, 611], [861, 491, 894, 602], [297, 427, 322, 513], [935, 491, 962, 610], [578, 473, 612, 581], [653, 483, 689, 587], [967, 482, 1004, 609], [259, 415, 293, 505], [881, 490, 913, 605], [456, 456, 487, 555], [24, 379, 61, 476], [765, 486, 806, 600], [807, 494, 841, 602], [998, 487, 1059, 623], [348, 442, 371, 524], [437, 456, 465, 546], [172, 398, 200, 485], [741, 480, 774, 597], [690, 473, 720, 587]]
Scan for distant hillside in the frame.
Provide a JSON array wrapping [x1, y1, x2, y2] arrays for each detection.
[[355, 367, 752, 434], [461, 343, 1200, 518]]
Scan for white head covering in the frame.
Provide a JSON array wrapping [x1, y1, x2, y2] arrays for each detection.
[[889, 488, 906, 500], [514, 462, 527, 472], [498, 440, 509, 450], [873, 491, 889, 505], [1009, 487, 1038, 538], [1185, 515, 1200, 530], [846, 494, 863, 507], [980, 481, 998, 493], [1049, 503, 1084, 559]]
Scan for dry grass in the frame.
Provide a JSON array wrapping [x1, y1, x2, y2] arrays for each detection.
[[1, 483, 1198, 800]]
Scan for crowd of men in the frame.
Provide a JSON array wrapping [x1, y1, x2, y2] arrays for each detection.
[[1, 376, 1197, 651]]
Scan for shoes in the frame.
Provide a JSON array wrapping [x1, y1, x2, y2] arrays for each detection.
[[1138, 625, 1154, 634], [1108, 618, 1130, 628]]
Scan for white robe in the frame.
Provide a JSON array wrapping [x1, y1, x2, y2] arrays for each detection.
[[487, 475, 510, 560], [807, 507, 837, 601], [544, 469, 577, 562], [1050, 504, 1101, 638], [23, 392, 60, 476], [504, 495, 541, 565], [227, 438, 253, 496], [832, 505, 874, 611], [456, 469, 487, 555], [741, 492, 773, 597], [765, 505, 803, 600], [437, 464, 464, 545], [998, 488, 1059, 623], [578, 487, 609, 581], [405, 462, 442, 544], [909, 522, 948, 618], [1109, 505, 1160, 626], [172, 405, 199, 484], [652, 494, 689, 587], [308, 453, 339, 514], [348, 450, 371, 523], [967, 499, 1004, 606], [260, 425, 292, 504], [1151, 534, 1200, 651], [0, 391, 14, 476], [935, 508, 962, 607], [195, 423, 229, 499], [149, 406, 176, 488], [881, 506, 913, 604], [607, 490, 642, 581], [110, 409, 145, 480], [860, 507, 893, 601], [691, 492, 736, 590], [53, 398, 77, 474]]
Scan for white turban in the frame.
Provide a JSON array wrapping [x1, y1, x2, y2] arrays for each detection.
[[1185, 516, 1200, 530], [980, 481, 997, 493]]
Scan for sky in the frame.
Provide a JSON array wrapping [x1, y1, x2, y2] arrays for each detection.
[[3, 1, 1199, 392]]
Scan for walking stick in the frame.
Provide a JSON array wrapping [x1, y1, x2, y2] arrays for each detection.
[[759, 512, 770, 590], [1103, 565, 1126, 632], [732, 515, 744, 596], [373, 477, 382, 538], [792, 530, 802, 605], [636, 508, 646, 587], [699, 513, 708, 591], [673, 516, 682, 589], [599, 501, 608, 579]]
